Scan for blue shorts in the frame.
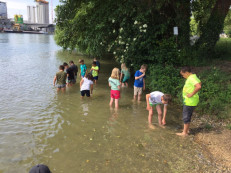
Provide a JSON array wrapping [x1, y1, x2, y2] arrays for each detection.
[[93, 76, 98, 80], [57, 84, 66, 88]]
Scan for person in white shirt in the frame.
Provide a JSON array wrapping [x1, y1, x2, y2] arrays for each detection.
[[146, 91, 172, 129], [80, 73, 94, 98]]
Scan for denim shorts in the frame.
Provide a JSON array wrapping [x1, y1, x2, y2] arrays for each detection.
[[57, 84, 66, 88], [93, 76, 98, 80], [183, 105, 196, 124]]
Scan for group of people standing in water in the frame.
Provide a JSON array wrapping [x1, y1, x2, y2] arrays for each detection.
[[53, 59, 202, 137]]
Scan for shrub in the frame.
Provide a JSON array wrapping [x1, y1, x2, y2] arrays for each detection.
[[197, 68, 231, 116], [146, 65, 184, 98]]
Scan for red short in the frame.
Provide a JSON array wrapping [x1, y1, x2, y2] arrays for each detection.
[[110, 90, 120, 99]]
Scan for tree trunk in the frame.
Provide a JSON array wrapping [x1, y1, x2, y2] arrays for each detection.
[[196, 0, 231, 52]]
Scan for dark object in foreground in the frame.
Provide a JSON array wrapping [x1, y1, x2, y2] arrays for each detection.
[[29, 164, 51, 173]]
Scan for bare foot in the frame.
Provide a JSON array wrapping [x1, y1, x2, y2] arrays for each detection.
[[162, 121, 166, 125], [159, 125, 166, 129], [176, 132, 188, 137], [149, 124, 155, 130]]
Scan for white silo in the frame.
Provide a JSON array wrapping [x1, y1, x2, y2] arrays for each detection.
[[0, 1, 7, 19], [36, 0, 49, 24]]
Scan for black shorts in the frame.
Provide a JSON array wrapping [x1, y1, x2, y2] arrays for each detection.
[[81, 90, 90, 97], [183, 105, 196, 124], [68, 79, 76, 84], [93, 76, 98, 80]]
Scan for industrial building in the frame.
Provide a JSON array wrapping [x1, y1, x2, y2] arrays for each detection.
[[0, 1, 11, 31], [27, 6, 36, 23], [0, 1, 7, 19], [27, 0, 49, 24], [36, 0, 49, 24]]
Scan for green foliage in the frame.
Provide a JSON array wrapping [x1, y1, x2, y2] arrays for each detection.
[[190, 17, 199, 36], [204, 123, 213, 130], [226, 124, 231, 130], [224, 10, 231, 37], [214, 38, 231, 61], [55, 0, 191, 61], [193, 0, 231, 53], [191, 0, 216, 36], [147, 65, 231, 117], [197, 68, 231, 116], [146, 65, 184, 97]]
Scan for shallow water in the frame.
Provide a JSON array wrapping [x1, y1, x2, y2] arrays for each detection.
[[0, 33, 217, 172]]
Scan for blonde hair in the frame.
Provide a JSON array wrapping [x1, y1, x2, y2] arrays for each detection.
[[111, 68, 120, 79], [79, 59, 84, 63], [121, 63, 128, 70]]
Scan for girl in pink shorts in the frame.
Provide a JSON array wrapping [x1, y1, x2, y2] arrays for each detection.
[[108, 68, 121, 109]]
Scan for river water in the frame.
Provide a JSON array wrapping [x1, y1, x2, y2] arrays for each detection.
[[0, 33, 217, 172]]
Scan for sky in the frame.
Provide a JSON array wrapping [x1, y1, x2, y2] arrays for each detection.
[[2, 0, 61, 23]]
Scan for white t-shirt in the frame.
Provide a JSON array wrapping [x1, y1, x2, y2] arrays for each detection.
[[149, 91, 166, 105], [81, 77, 93, 91]]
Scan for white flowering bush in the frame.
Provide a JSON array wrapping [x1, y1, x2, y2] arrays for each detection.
[[55, 0, 185, 67]]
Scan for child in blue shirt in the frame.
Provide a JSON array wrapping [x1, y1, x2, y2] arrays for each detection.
[[79, 59, 87, 78], [134, 64, 147, 101]]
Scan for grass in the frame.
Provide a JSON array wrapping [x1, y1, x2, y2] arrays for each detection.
[[215, 38, 231, 60], [226, 124, 231, 130]]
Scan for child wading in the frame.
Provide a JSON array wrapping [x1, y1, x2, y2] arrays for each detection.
[[53, 65, 67, 92], [63, 62, 75, 87], [91, 61, 99, 84], [176, 66, 202, 137], [146, 91, 172, 129], [120, 63, 130, 87], [69, 60, 78, 81], [94, 57, 100, 73], [134, 64, 147, 101], [79, 59, 87, 78], [80, 73, 94, 98], [108, 68, 121, 109]]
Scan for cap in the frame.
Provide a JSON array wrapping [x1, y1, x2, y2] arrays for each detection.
[[29, 164, 51, 173]]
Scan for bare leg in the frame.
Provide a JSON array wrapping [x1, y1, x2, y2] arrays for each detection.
[[61, 87, 66, 93], [148, 107, 155, 129], [95, 80, 97, 85], [122, 83, 125, 87], [109, 98, 114, 107], [133, 95, 137, 101], [125, 82, 128, 87], [148, 107, 153, 124], [176, 123, 190, 136], [57, 88, 61, 92], [178, 124, 190, 136], [115, 99, 119, 109], [156, 105, 163, 126], [138, 94, 142, 101]]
